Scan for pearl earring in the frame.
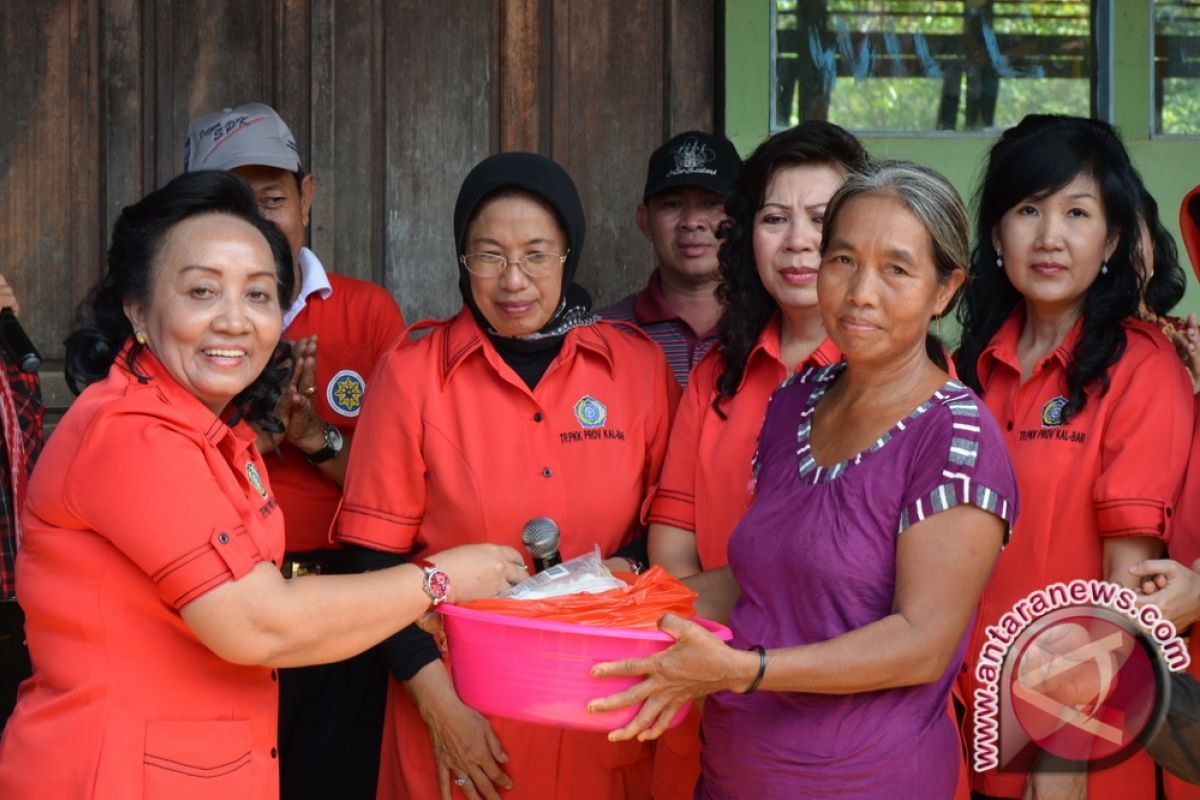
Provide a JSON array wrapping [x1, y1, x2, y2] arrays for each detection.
[[1101, 260, 1108, 275], [996, 255, 1003, 269]]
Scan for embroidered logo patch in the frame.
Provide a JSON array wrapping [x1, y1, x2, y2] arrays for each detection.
[[666, 136, 718, 178], [573, 395, 608, 429], [246, 461, 268, 499], [1041, 396, 1068, 428], [327, 369, 365, 417]]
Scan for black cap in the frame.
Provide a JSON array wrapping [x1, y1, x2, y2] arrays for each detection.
[[642, 131, 739, 202]]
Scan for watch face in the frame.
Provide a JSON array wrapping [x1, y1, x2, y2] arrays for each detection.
[[428, 570, 450, 601], [325, 426, 344, 451]]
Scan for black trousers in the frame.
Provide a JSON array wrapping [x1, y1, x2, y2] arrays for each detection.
[[278, 647, 390, 800]]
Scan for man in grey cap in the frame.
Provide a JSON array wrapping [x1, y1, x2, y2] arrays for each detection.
[[600, 130, 739, 387], [185, 102, 406, 800]]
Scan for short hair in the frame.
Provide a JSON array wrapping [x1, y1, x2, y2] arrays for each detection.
[[822, 160, 969, 370], [66, 170, 295, 429], [714, 121, 869, 411]]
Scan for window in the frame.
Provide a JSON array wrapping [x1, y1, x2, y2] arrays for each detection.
[[1154, 1, 1200, 135], [773, 1, 1103, 133]]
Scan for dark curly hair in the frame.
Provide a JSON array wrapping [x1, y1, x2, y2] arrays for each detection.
[[713, 121, 868, 415], [1136, 185, 1186, 318], [65, 170, 295, 429], [955, 115, 1145, 423]]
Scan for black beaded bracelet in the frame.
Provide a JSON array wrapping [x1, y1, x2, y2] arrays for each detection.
[[742, 644, 768, 694]]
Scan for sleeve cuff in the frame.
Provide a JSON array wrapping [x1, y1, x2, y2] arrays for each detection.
[[161, 525, 266, 609], [1095, 498, 1169, 539], [645, 487, 696, 531], [334, 502, 421, 553]]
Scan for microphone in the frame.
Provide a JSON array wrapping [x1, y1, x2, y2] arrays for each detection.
[[0, 309, 40, 374], [521, 516, 562, 573]]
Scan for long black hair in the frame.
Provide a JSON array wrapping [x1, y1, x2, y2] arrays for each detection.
[[713, 121, 868, 413], [1137, 185, 1186, 318], [955, 115, 1144, 422], [65, 170, 295, 428]]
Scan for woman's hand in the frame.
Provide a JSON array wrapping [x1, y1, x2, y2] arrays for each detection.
[[408, 664, 512, 800], [587, 613, 757, 742], [427, 544, 528, 604], [1129, 558, 1200, 631]]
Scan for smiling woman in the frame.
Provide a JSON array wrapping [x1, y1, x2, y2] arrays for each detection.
[[592, 161, 1017, 798], [954, 115, 1196, 800], [0, 171, 527, 799], [124, 212, 285, 414]]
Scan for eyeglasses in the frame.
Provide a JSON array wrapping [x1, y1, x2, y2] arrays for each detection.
[[459, 251, 568, 278]]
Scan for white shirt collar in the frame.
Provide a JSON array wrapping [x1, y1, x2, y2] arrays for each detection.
[[283, 247, 333, 329]]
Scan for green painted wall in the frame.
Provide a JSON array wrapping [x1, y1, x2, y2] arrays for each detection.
[[724, 0, 1200, 317]]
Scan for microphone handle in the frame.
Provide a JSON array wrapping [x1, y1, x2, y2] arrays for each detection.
[[535, 552, 562, 573], [0, 308, 40, 374]]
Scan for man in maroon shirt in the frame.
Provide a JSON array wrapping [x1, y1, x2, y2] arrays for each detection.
[[600, 131, 739, 387]]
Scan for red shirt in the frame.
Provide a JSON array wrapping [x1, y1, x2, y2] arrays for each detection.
[[336, 309, 676, 799], [267, 272, 405, 553], [0, 346, 285, 799], [649, 315, 841, 568], [962, 313, 1193, 799]]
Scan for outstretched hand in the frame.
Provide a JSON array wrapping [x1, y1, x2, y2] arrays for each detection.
[[587, 614, 756, 742]]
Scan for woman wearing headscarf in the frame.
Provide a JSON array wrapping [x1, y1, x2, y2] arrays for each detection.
[[336, 152, 676, 799]]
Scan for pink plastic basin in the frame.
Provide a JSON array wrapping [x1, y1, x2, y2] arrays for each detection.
[[439, 603, 732, 732]]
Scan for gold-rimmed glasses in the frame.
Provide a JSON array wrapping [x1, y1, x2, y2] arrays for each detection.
[[459, 250, 569, 278]]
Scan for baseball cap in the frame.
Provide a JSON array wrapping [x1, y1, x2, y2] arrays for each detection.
[[642, 131, 739, 202], [183, 102, 301, 173]]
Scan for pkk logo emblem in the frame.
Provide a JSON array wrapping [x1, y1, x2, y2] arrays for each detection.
[[573, 395, 608, 429]]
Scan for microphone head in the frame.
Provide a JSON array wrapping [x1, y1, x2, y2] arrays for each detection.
[[18, 353, 40, 374], [521, 516, 560, 560]]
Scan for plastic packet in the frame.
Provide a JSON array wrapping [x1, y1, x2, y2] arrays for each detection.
[[464, 564, 699, 629], [499, 546, 624, 599]]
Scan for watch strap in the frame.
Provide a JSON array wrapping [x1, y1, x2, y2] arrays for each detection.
[[304, 425, 342, 464]]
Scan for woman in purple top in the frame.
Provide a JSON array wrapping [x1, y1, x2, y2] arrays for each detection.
[[591, 161, 1019, 798]]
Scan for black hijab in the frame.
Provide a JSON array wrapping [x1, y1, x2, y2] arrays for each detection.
[[453, 152, 596, 389]]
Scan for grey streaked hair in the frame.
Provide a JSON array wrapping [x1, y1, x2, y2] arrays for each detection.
[[821, 159, 970, 311]]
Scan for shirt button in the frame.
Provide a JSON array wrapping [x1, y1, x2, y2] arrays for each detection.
[[1166, 507, 1174, 518], [542, 467, 552, 478], [218, 533, 230, 544], [533, 412, 543, 422], [1006, 422, 1013, 431], [271, 747, 278, 759]]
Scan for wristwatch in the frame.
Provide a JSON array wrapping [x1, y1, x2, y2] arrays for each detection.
[[413, 559, 451, 606], [304, 424, 344, 464]]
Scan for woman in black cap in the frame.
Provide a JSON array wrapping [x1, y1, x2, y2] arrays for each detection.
[[335, 153, 675, 799]]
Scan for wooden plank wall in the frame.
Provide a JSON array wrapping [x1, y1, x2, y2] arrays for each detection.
[[0, 0, 716, 422]]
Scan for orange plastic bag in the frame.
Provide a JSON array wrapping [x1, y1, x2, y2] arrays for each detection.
[[462, 565, 697, 629]]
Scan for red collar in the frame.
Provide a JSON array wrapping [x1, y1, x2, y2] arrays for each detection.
[[437, 308, 617, 388], [114, 340, 256, 450]]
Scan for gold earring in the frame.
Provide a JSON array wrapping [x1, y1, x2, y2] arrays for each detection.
[[134, 330, 147, 346], [935, 315, 943, 339]]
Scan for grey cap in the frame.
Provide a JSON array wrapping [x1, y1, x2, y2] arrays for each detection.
[[184, 102, 301, 173]]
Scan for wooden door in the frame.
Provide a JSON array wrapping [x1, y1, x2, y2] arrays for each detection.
[[0, 0, 717, 421]]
